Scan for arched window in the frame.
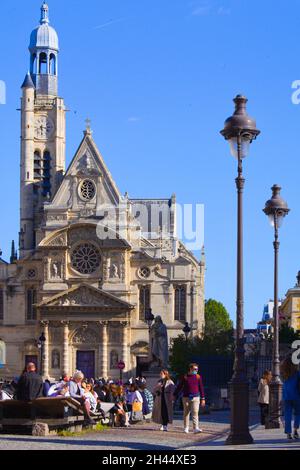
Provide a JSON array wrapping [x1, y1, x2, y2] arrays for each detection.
[[39, 52, 48, 74], [0, 288, 3, 321], [139, 285, 150, 321], [42, 151, 51, 197], [34, 150, 42, 180], [26, 288, 37, 321], [174, 285, 187, 322], [0, 340, 6, 365], [49, 54, 56, 75], [31, 54, 37, 74]]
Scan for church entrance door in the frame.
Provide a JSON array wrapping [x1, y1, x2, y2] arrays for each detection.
[[76, 351, 95, 380]]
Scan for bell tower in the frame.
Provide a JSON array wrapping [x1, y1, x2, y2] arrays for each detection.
[[20, 3, 66, 258]]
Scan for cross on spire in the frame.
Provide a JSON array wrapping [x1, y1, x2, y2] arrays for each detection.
[[85, 117, 92, 135]]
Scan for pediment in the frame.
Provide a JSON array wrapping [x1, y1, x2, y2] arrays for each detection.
[[47, 133, 122, 210], [39, 284, 134, 310]]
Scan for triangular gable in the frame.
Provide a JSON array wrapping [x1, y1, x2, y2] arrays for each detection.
[[38, 283, 134, 310], [49, 132, 122, 208]]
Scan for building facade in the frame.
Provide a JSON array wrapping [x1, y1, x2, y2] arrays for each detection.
[[0, 4, 205, 380], [279, 272, 300, 332]]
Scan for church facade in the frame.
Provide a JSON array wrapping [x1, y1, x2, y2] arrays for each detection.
[[0, 3, 205, 380]]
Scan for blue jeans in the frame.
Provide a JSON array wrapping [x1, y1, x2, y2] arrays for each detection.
[[284, 400, 300, 434]]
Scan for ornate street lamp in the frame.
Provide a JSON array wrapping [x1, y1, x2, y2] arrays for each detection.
[[221, 95, 260, 445], [263, 184, 290, 429], [183, 322, 191, 343], [38, 332, 46, 376]]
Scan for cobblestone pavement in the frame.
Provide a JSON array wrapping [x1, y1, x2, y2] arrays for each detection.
[[185, 424, 300, 451], [0, 415, 229, 451]]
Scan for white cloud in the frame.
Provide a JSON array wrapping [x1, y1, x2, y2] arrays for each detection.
[[128, 117, 140, 123], [93, 18, 125, 31], [191, 2, 231, 17]]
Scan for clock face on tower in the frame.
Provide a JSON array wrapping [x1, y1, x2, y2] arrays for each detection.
[[34, 115, 55, 140]]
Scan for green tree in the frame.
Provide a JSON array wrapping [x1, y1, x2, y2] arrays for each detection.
[[204, 299, 233, 336], [279, 323, 300, 344], [169, 299, 234, 377]]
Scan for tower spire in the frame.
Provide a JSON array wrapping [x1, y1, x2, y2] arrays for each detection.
[[40, 2, 50, 24]]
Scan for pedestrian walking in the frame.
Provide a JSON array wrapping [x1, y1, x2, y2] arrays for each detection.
[[174, 363, 206, 434], [280, 356, 300, 441], [257, 370, 272, 425], [152, 369, 175, 432]]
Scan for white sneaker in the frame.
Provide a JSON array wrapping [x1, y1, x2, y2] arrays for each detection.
[[194, 428, 203, 434], [184, 428, 189, 434], [160, 425, 168, 431]]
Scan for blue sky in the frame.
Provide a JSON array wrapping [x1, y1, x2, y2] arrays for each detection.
[[0, 0, 300, 328]]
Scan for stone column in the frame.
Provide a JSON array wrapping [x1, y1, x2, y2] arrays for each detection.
[[41, 322, 49, 378], [100, 322, 109, 379], [121, 321, 129, 373], [62, 322, 69, 376]]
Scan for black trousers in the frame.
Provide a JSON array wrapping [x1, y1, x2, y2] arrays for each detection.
[[259, 403, 269, 425], [161, 393, 169, 426]]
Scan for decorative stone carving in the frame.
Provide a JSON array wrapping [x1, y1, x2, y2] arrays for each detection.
[[53, 286, 123, 308], [48, 215, 68, 222], [72, 327, 98, 345], [76, 152, 98, 176], [48, 233, 67, 247]]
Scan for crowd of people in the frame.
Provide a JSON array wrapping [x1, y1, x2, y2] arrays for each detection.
[[0, 362, 206, 433], [2, 356, 299, 440]]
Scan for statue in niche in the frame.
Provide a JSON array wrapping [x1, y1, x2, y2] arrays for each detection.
[[110, 350, 119, 369], [51, 261, 62, 280], [51, 350, 60, 369], [110, 264, 120, 279]]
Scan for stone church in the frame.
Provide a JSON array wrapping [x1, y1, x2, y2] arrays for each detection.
[[0, 3, 205, 380]]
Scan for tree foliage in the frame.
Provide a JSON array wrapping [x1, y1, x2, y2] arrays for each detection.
[[279, 323, 300, 344], [169, 299, 234, 377]]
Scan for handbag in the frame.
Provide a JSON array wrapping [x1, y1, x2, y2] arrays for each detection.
[[132, 400, 143, 413]]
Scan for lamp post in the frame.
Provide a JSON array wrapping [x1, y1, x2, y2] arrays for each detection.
[[263, 184, 289, 429], [37, 332, 46, 376], [221, 95, 260, 445], [183, 322, 191, 343]]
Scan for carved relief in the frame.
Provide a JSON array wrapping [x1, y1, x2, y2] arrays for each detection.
[[48, 233, 67, 247], [54, 286, 118, 307], [72, 327, 99, 345], [48, 215, 68, 222], [76, 151, 98, 176]]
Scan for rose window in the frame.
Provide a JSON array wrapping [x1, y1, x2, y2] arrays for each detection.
[[71, 243, 101, 275], [79, 180, 96, 201]]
